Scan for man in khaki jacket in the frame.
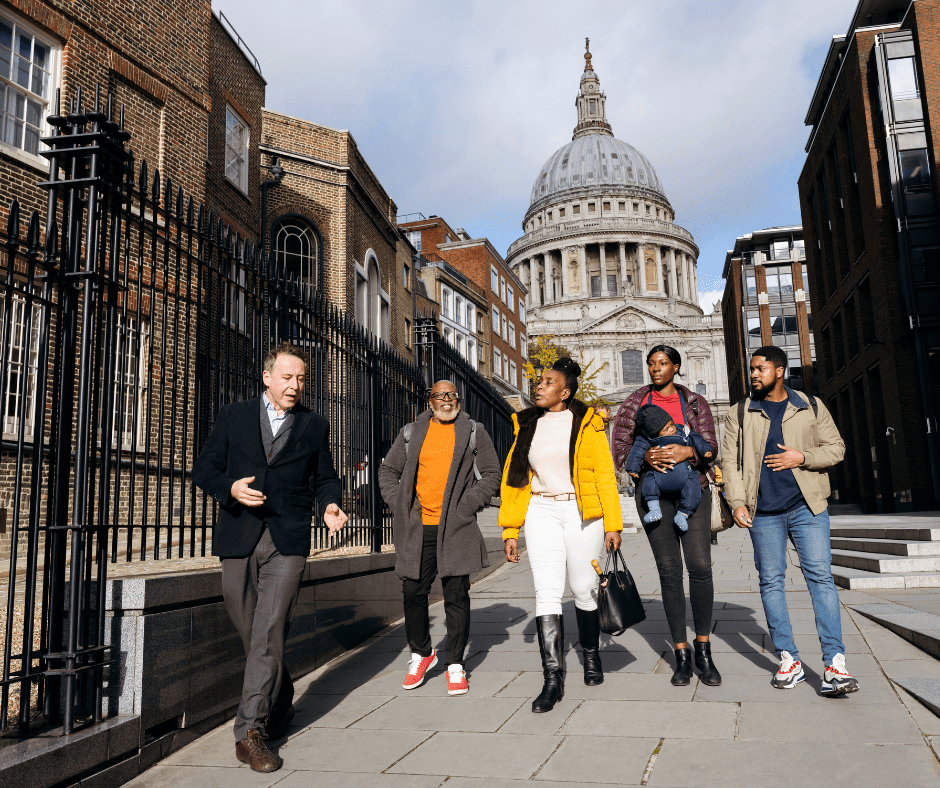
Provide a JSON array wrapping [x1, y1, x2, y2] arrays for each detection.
[[721, 346, 858, 696]]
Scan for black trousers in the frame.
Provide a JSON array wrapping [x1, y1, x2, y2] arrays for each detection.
[[636, 485, 714, 644], [402, 523, 471, 666]]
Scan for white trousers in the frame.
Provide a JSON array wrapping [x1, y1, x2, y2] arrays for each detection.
[[525, 496, 606, 616]]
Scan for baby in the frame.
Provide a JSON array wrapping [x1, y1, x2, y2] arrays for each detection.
[[625, 403, 713, 531]]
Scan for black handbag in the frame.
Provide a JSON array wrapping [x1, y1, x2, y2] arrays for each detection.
[[596, 548, 646, 635]]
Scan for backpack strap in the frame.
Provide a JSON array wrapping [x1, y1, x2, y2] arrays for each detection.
[[402, 422, 414, 458], [469, 419, 481, 481], [809, 395, 818, 417], [736, 399, 747, 472]]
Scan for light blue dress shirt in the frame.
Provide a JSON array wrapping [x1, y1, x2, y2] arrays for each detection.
[[263, 392, 291, 436]]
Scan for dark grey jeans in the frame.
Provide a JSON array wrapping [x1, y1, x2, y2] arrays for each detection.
[[221, 528, 306, 741]]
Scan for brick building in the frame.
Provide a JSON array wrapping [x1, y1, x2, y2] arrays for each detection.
[[399, 214, 530, 405], [721, 227, 815, 404], [798, 0, 940, 511], [259, 110, 410, 355]]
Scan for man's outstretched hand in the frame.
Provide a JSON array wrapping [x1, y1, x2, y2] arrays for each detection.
[[324, 503, 348, 533], [231, 476, 266, 507]]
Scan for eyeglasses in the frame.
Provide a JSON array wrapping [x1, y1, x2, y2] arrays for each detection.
[[429, 392, 459, 402]]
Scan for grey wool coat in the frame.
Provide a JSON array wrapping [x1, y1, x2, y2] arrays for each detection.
[[378, 410, 501, 581]]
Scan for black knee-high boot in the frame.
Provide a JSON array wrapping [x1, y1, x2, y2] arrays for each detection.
[[532, 615, 565, 713], [575, 607, 604, 686]]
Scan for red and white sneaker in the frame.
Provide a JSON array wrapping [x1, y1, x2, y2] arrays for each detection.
[[402, 650, 437, 689], [771, 651, 805, 689], [822, 653, 859, 696], [446, 665, 469, 696]]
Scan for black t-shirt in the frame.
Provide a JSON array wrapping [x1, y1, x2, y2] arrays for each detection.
[[756, 398, 805, 514]]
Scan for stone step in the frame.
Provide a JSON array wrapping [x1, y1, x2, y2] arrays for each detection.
[[894, 678, 940, 718], [849, 603, 940, 659], [831, 565, 940, 590], [830, 525, 940, 541], [830, 549, 940, 574], [827, 503, 865, 515], [830, 537, 940, 556]]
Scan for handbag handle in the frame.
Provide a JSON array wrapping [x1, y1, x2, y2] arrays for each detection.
[[603, 547, 629, 575]]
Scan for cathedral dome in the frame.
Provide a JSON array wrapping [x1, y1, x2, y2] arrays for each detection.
[[529, 134, 667, 209]]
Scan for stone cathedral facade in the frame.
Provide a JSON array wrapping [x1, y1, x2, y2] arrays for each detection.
[[507, 42, 729, 422]]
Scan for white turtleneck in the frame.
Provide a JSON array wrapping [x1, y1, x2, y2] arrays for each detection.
[[528, 409, 576, 495]]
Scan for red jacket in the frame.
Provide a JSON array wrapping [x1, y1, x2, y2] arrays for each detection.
[[611, 383, 718, 490]]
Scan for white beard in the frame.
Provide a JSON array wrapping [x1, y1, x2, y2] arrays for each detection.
[[431, 402, 461, 423]]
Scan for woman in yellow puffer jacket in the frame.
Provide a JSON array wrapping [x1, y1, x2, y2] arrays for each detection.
[[500, 357, 622, 714]]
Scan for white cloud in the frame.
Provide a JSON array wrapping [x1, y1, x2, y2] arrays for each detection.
[[217, 0, 850, 282]]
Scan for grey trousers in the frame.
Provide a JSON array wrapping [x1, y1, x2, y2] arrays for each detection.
[[221, 528, 306, 741]]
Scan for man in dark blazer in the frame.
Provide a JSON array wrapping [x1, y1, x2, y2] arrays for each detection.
[[192, 342, 347, 773], [378, 380, 501, 697]]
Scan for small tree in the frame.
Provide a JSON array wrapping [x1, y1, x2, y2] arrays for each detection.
[[524, 335, 612, 408]]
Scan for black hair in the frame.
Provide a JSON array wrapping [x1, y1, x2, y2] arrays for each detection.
[[752, 345, 788, 369], [646, 344, 682, 376], [551, 357, 581, 402]]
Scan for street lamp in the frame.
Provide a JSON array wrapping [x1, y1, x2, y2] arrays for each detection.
[[260, 156, 284, 274]]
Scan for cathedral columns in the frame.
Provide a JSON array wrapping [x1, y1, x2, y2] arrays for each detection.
[[578, 244, 587, 298], [638, 244, 648, 292], [667, 248, 679, 298], [691, 259, 698, 304], [544, 250, 554, 302], [598, 242, 608, 295], [619, 241, 628, 295]]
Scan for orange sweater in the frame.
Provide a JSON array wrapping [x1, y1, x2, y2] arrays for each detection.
[[416, 421, 455, 525]]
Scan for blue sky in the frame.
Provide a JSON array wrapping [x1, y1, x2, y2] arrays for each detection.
[[219, 0, 852, 312]]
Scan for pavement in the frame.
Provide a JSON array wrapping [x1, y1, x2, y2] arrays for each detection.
[[126, 524, 940, 788]]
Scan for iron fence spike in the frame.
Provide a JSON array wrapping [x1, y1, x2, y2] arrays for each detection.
[[151, 168, 160, 201], [197, 203, 205, 234], [164, 177, 173, 213], [139, 159, 148, 198], [176, 187, 184, 220], [6, 199, 19, 241], [187, 196, 195, 228], [27, 211, 40, 252]]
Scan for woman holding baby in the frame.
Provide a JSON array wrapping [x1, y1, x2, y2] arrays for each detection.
[[610, 345, 722, 688]]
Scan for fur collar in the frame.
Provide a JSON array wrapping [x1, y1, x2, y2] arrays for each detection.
[[506, 398, 594, 488]]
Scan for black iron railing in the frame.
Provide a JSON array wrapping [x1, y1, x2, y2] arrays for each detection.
[[0, 88, 513, 736]]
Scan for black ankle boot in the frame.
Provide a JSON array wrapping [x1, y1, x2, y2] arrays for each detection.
[[671, 647, 693, 686], [694, 640, 722, 686], [575, 607, 604, 686], [532, 615, 565, 713]]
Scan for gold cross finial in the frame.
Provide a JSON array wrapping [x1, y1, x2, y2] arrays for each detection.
[[584, 37, 593, 69]]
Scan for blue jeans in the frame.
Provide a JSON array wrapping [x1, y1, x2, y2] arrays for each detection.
[[749, 503, 844, 664]]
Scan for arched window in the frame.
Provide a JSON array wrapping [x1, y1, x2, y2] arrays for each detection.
[[273, 216, 320, 296], [356, 251, 390, 340]]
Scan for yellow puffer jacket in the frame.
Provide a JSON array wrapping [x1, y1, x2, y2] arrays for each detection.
[[499, 399, 623, 540]]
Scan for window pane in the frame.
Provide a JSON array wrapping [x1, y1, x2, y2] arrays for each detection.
[[773, 240, 789, 260], [0, 19, 11, 80], [900, 149, 930, 188], [591, 275, 601, 297], [621, 349, 643, 387], [13, 53, 28, 89], [779, 271, 793, 296], [747, 316, 762, 347], [770, 315, 784, 335], [607, 274, 617, 294], [746, 274, 756, 299], [888, 57, 919, 101], [784, 314, 798, 335], [766, 271, 779, 297]]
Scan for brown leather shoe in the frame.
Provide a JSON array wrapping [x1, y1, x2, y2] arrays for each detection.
[[235, 728, 282, 773], [264, 704, 295, 741]]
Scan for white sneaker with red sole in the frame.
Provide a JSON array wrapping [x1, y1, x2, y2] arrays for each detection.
[[403, 651, 437, 689], [822, 653, 859, 696], [446, 665, 468, 695], [771, 651, 805, 689]]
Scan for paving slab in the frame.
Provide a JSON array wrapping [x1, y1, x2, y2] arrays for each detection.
[[386, 731, 561, 779], [896, 685, 940, 737], [691, 672, 898, 704], [497, 671, 697, 701], [737, 699, 923, 744], [287, 693, 394, 730], [123, 765, 293, 787], [646, 739, 940, 788], [274, 774, 443, 788], [274, 728, 433, 772], [534, 735, 660, 784], [350, 695, 526, 732], [560, 699, 738, 739]]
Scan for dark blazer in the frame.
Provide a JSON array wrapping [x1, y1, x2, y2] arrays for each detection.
[[378, 410, 501, 581], [192, 396, 342, 558]]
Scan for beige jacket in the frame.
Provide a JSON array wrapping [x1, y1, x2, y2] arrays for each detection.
[[720, 389, 845, 517]]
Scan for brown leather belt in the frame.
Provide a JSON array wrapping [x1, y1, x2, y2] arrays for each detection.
[[532, 492, 577, 501]]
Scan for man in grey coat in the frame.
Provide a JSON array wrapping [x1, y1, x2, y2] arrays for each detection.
[[378, 380, 501, 696]]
